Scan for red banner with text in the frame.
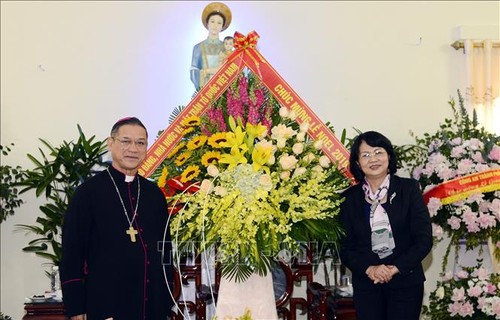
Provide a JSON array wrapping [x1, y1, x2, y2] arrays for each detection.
[[423, 168, 500, 205], [139, 31, 353, 181]]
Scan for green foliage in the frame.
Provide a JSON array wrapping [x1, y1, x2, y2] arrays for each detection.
[[0, 143, 26, 222], [16, 125, 108, 265]]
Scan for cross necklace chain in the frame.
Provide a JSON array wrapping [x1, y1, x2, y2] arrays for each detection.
[[107, 169, 140, 242]]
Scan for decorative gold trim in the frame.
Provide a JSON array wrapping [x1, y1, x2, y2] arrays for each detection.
[[451, 40, 500, 51]]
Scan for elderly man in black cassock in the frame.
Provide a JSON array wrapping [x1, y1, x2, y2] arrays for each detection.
[[60, 117, 174, 320]]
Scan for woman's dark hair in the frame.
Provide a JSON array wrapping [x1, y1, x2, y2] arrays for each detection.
[[206, 12, 226, 29], [110, 117, 148, 138], [349, 131, 397, 183]]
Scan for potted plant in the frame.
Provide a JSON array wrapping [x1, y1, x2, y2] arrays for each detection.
[[16, 125, 108, 265], [0, 143, 26, 223]]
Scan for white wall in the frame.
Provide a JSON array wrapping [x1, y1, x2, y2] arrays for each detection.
[[1, 1, 499, 318]]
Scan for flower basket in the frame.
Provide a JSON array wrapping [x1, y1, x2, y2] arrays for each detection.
[[407, 90, 500, 270], [152, 71, 350, 283]]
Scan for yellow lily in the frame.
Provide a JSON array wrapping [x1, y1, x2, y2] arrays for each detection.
[[222, 126, 249, 154], [219, 147, 248, 170]]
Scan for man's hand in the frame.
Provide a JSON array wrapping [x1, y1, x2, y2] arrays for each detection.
[[70, 315, 86, 320]]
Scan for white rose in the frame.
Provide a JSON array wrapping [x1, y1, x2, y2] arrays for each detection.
[[312, 165, 323, 173], [288, 110, 298, 121], [292, 143, 304, 155], [279, 107, 289, 118], [200, 179, 213, 194], [299, 122, 310, 133], [436, 286, 445, 300], [267, 155, 276, 165], [303, 153, 316, 164], [296, 132, 306, 142], [319, 155, 331, 168], [293, 167, 307, 177], [259, 174, 272, 191], [314, 140, 323, 150], [207, 164, 219, 177], [280, 171, 291, 180], [279, 154, 298, 170], [277, 139, 287, 149]]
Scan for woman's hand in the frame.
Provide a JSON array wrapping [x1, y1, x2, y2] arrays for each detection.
[[366, 264, 399, 284]]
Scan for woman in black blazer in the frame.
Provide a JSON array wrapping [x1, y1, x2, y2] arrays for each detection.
[[339, 131, 433, 320]]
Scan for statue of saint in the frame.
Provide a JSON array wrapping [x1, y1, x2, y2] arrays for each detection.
[[190, 2, 232, 90]]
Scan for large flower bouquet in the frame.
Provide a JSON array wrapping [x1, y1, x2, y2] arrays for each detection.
[[408, 91, 500, 267], [153, 71, 350, 281], [422, 262, 500, 319]]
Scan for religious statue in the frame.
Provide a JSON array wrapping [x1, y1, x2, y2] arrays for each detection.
[[190, 2, 232, 90]]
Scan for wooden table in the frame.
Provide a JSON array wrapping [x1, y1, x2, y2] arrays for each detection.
[[23, 302, 67, 320]]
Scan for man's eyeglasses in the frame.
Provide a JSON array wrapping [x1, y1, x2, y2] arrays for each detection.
[[359, 149, 386, 161], [112, 137, 147, 150]]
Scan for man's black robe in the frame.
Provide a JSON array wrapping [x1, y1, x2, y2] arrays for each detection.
[[60, 166, 174, 319]]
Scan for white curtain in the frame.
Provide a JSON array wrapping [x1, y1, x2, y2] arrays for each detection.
[[462, 39, 500, 134], [460, 39, 500, 273]]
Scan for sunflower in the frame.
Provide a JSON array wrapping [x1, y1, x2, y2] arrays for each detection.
[[180, 116, 201, 127], [181, 127, 194, 136], [175, 151, 192, 166], [207, 132, 228, 148], [186, 135, 208, 151], [180, 165, 201, 183], [157, 167, 168, 188], [167, 142, 185, 159], [201, 151, 222, 166]]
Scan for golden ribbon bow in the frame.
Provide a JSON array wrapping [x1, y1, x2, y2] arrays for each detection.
[[233, 31, 260, 50]]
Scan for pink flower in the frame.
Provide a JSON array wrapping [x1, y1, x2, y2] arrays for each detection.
[[475, 163, 491, 172], [479, 201, 490, 213], [412, 165, 423, 180], [462, 208, 477, 226], [466, 192, 484, 204], [487, 282, 498, 295], [427, 198, 442, 217], [452, 287, 466, 301], [455, 270, 469, 279], [437, 166, 455, 180], [477, 213, 496, 229], [493, 299, 500, 318], [448, 302, 462, 316], [489, 145, 500, 161], [473, 267, 492, 281], [458, 301, 474, 317], [467, 138, 484, 150], [448, 216, 462, 230], [472, 151, 485, 163], [450, 137, 463, 146], [490, 199, 500, 216], [467, 285, 483, 297], [451, 145, 466, 158], [457, 159, 474, 175], [478, 297, 486, 309], [432, 223, 444, 240], [429, 139, 443, 152]]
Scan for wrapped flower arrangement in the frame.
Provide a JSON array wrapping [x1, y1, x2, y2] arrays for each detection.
[[408, 91, 500, 268], [152, 71, 350, 281]]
